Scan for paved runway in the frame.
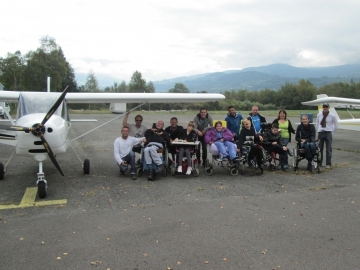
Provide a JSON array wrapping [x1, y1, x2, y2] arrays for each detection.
[[1, 113, 359, 269]]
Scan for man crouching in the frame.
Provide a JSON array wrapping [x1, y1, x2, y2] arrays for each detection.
[[114, 126, 146, 180], [144, 120, 170, 181]]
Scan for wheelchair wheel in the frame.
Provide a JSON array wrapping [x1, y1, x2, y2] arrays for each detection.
[[136, 167, 143, 177], [292, 147, 298, 171], [269, 163, 276, 171], [193, 168, 199, 177], [205, 168, 213, 175], [170, 167, 176, 176], [313, 154, 321, 173], [230, 167, 238, 176]]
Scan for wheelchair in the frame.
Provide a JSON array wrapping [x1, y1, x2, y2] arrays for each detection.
[[136, 142, 169, 178], [292, 141, 321, 173], [170, 142, 200, 177], [204, 143, 240, 176], [238, 139, 267, 174]]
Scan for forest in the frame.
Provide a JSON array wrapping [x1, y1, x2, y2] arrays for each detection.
[[1, 36, 360, 112]]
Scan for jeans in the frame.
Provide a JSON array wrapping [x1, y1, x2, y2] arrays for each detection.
[[318, 132, 332, 166], [300, 142, 317, 161], [213, 140, 237, 160], [118, 151, 136, 174]]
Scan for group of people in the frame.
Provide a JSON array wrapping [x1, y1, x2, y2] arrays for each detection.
[[114, 103, 338, 180]]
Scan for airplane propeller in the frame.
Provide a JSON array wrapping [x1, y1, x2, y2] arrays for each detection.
[[0, 87, 69, 176]]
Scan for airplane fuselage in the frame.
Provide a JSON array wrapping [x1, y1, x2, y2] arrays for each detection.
[[15, 113, 71, 158]]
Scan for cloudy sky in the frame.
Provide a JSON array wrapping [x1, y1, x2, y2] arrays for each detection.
[[1, 0, 360, 82]]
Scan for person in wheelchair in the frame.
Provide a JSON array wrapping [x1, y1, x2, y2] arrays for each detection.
[[295, 114, 317, 172], [205, 121, 237, 163], [236, 119, 264, 173], [262, 123, 288, 171], [144, 120, 170, 181], [173, 121, 197, 175]]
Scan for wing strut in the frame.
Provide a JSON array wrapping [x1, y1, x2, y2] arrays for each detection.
[[70, 102, 147, 142]]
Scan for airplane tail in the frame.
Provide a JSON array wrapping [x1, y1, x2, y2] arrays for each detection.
[[316, 94, 340, 121]]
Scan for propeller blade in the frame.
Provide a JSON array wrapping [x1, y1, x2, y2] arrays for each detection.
[[0, 124, 30, 132], [40, 135, 64, 176], [41, 86, 69, 126]]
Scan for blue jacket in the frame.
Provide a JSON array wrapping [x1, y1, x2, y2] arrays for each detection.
[[225, 113, 243, 136]]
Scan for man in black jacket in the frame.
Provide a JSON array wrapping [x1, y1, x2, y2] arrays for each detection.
[[144, 120, 170, 181], [165, 117, 183, 162]]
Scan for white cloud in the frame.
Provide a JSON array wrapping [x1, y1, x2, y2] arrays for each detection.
[[1, 0, 360, 83]]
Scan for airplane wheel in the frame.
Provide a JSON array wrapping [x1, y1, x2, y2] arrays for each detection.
[[230, 167, 238, 176], [0, 162, 4, 180], [38, 181, 47, 199], [193, 168, 199, 177], [83, 159, 90, 174]]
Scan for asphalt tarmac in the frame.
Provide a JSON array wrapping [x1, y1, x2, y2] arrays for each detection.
[[0, 113, 359, 270]]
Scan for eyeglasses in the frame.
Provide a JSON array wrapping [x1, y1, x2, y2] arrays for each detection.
[[135, 119, 142, 122], [323, 106, 329, 108]]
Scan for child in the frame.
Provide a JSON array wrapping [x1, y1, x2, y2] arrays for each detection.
[[173, 121, 197, 175]]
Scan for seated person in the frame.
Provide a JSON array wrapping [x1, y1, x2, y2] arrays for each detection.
[[205, 121, 237, 163], [165, 117, 183, 163], [114, 126, 146, 180], [236, 119, 264, 172], [262, 123, 288, 170], [296, 114, 317, 172], [173, 121, 197, 175], [144, 120, 170, 181]]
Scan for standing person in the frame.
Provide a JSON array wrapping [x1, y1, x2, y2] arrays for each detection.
[[143, 120, 170, 181], [194, 108, 213, 167], [296, 115, 317, 172], [122, 110, 147, 153], [173, 121, 197, 175], [262, 123, 288, 171], [247, 106, 267, 134], [316, 103, 339, 168], [236, 119, 264, 173], [272, 109, 296, 159], [205, 121, 238, 163], [165, 117, 183, 162], [225, 106, 243, 141], [114, 126, 146, 180]]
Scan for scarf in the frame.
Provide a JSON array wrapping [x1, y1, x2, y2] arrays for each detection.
[[321, 111, 329, 127]]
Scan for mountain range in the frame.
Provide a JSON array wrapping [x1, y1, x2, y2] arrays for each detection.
[[76, 64, 360, 93]]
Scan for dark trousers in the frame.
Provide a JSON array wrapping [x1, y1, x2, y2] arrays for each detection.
[[318, 132, 332, 166], [248, 145, 263, 165]]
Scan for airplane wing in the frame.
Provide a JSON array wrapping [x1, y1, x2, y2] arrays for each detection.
[[302, 96, 360, 109], [0, 91, 225, 103]]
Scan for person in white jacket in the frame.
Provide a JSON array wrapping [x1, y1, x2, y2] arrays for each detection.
[[114, 126, 146, 180]]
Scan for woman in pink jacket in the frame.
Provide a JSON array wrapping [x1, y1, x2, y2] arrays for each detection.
[[205, 121, 237, 162]]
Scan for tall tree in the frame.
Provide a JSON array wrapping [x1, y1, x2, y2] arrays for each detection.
[[128, 71, 147, 93], [0, 51, 26, 90], [168, 83, 189, 93], [146, 81, 155, 93], [84, 70, 99, 92]]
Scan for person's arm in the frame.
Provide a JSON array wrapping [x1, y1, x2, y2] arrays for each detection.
[[123, 111, 131, 127], [114, 139, 123, 165], [332, 114, 339, 133], [310, 125, 316, 142], [223, 128, 233, 141], [288, 120, 296, 134]]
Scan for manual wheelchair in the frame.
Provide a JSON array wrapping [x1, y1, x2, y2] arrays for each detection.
[[292, 141, 321, 173]]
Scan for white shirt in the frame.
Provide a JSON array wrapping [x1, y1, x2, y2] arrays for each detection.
[[114, 136, 143, 164], [316, 112, 339, 133]]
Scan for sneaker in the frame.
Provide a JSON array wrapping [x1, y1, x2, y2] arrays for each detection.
[[217, 157, 223, 162], [259, 164, 263, 174], [120, 170, 125, 175], [177, 166, 182, 173], [326, 165, 331, 169], [186, 167, 192, 175], [131, 174, 137, 180], [283, 165, 288, 170]]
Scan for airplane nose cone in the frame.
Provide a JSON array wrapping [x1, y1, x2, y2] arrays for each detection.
[[31, 123, 46, 137]]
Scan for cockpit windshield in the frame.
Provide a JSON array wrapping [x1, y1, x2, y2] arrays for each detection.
[[18, 92, 63, 117]]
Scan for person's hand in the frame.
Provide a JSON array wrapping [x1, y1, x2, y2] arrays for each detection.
[[236, 148, 240, 153], [272, 142, 277, 145], [142, 138, 146, 143], [259, 136, 263, 141], [157, 132, 163, 136], [197, 131, 203, 136], [121, 161, 127, 166], [173, 138, 178, 142], [126, 110, 130, 115], [201, 130, 206, 135], [283, 146, 287, 151], [183, 140, 187, 143]]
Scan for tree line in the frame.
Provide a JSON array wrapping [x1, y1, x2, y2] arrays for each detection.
[[1, 36, 360, 112]]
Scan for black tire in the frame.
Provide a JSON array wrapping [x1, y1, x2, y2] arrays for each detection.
[[205, 168, 213, 175], [230, 167, 238, 176], [0, 162, 4, 180], [314, 154, 321, 173], [170, 167, 176, 176], [136, 167, 143, 177], [38, 181, 47, 199], [193, 168, 199, 177], [83, 159, 90, 174]]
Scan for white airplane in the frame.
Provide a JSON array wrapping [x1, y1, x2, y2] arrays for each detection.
[[0, 88, 224, 198], [302, 94, 360, 131]]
